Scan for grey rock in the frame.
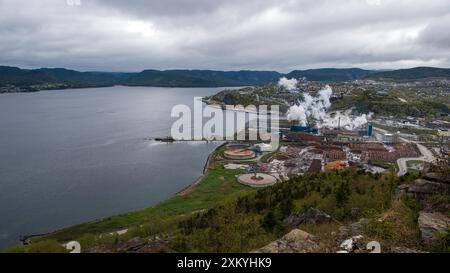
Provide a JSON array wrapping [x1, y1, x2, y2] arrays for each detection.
[[423, 172, 449, 184], [136, 240, 174, 253], [349, 218, 370, 234], [283, 208, 332, 228], [409, 179, 449, 195], [396, 184, 410, 194], [338, 226, 350, 237], [254, 229, 320, 253], [418, 212, 450, 245], [116, 237, 146, 253], [86, 237, 174, 253]]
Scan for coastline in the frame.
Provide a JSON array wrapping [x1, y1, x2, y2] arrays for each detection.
[[18, 141, 228, 247], [176, 142, 226, 196], [0, 84, 116, 94], [203, 97, 279, 115], [1, 84, 243, 94], [5, 89, 255, 251]]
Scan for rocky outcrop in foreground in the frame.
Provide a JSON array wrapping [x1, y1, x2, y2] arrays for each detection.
[[397, 171, 449, 249], [86, 237, 174, 253], [418, 212, 450, 245], [254, 229, 320, 253], [283, 208, 332, 228]]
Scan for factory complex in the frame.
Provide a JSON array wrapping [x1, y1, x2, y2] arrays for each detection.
[[221, 119, 421, 188]]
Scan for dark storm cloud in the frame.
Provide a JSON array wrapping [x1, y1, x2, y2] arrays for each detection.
[[0, 0, 449, 71]]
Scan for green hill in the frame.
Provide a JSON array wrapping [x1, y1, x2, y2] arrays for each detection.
[[286, 68, 376, 81], [2, 66, 450, 92], [125, 69, 282, 87], [0, 66, 126, 91], [0, 66, 281, 91], [366, 67, 450, 80]]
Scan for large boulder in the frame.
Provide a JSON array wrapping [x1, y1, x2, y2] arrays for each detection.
[[136, 240, 174, 253], [283, 208, 332, 228], [349, 218, 370, 235], [396, 179, 450, 197], [423, 172, 449, 184], [254, 229, 320, 253], [86, 237, 174, 253], [409, 179, 449, 194], [115, 237, 146, 253], [418, 212, 450, 245]]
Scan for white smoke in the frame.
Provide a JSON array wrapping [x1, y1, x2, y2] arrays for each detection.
[[287, 85, 372, 130], [320, 111, 373, 131], [287, 104, 308, 126], [287, 85, 332, 125], [278, 77, 298, 91]]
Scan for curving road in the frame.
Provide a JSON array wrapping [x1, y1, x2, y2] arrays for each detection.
[[359, 126, 436, 176], [396, 141, 436, 176]]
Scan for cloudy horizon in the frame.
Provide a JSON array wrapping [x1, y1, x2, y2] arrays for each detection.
[[0, 0, 449, 72]]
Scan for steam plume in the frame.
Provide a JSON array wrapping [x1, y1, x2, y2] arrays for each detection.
[[278, 77, 298, 91], [287, 85, 371, 130]]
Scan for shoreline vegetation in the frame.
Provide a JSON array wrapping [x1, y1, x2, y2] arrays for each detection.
[[19, 142, 225, 247], [7, 142, 254, 252]]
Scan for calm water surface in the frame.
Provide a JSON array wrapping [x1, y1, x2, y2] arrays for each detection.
[[0, 86, 229, 248]]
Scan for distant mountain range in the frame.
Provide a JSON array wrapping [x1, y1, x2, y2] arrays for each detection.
[[1, 66, 449, 92], [0, 66, 281, 90], [286, 68, 377, 81], [0, 66, 125, 88], [125, 69, 281, 87], [363, 67, 450, 80]]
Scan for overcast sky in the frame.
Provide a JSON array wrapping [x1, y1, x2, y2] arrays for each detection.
[[0, 0, 449, 72]]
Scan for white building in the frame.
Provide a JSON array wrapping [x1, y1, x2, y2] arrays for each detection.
[[382, 133, 396, 144]]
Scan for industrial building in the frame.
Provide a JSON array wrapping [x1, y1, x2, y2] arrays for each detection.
[[358, 124, 373, 137], [284, 132, 325, 143], [285, 121, 374, 144], [308, 159, 323, 173], [336, 131, 364, 142], [290, 125, 319, 134], [378, 133, 398, 144]]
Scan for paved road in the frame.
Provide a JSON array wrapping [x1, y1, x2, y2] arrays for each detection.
[[397, 141, 436, 176], [373, 127, 436, 176]]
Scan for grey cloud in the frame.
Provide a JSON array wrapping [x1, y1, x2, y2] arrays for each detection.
[[0, 0, 449, 72], [418, 15, 450, 49]]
